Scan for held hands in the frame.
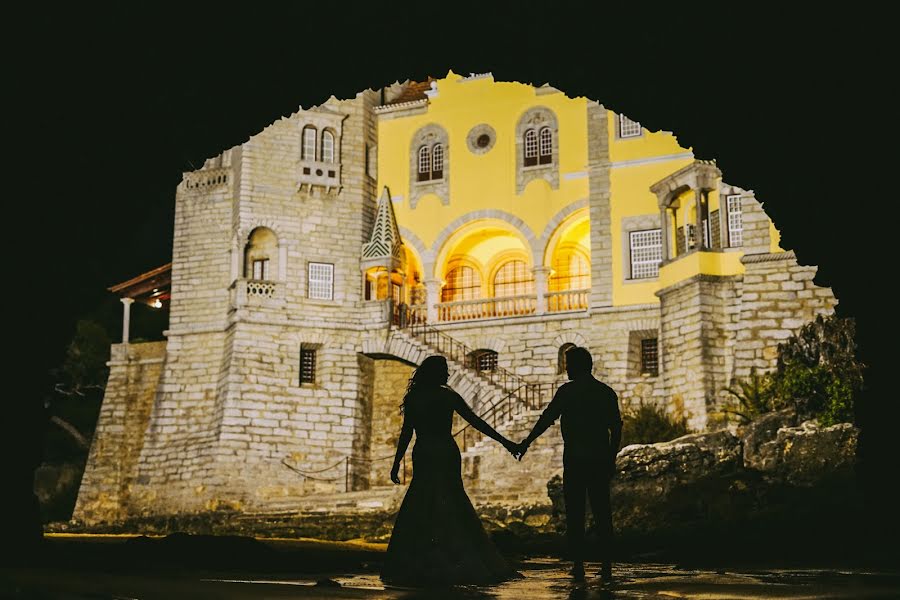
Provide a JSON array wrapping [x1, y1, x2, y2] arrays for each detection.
[[501, 438, 530, 461]]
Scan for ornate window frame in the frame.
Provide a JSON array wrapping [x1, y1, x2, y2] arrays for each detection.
[[409, 124, 449, 208], [516, 107, 559, 194], [621, 214, 662, 282], [296, 106, 347, 193]]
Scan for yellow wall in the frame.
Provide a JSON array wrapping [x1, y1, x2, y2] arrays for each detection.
[[377, 72, 780, 307], [378, 72, 588, 275]]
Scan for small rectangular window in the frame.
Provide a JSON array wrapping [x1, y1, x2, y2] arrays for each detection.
[[640, 338, 659, 376], [726, 195, 743, 247], [618, 115, 642, 138], [629, 229, 663, 279], [300, 348, 316, 384], [252, 259, 269, 281], [308, 262, 334, 300]]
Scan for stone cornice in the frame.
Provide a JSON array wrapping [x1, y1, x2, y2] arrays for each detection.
[[740, 250, 796, 264]]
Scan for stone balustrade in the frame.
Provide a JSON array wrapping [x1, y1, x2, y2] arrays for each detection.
[[546, 288, 590, 312], [437, 294, 537, 322], [181, 167, 230, 191]]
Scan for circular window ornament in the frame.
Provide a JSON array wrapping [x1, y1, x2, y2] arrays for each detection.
[[467, 124, 496, 155]]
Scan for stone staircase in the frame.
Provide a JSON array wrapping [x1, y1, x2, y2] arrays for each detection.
[[378, 326, 564, 506]]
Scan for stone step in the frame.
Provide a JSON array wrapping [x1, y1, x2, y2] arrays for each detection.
[[240, 486, 404, 516]]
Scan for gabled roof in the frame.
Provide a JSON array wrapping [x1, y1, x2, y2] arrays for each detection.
[[109, 262, 172, 304]]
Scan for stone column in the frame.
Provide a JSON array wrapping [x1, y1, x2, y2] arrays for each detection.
[[695, 189, 708, 251], [533, 266, 550, 314], [659, 207, 671, 261], [120, 297, 134, 344], [425, 278, 440, 323]]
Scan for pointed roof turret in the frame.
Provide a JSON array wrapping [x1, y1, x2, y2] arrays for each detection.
[[362, 187, 404, 271]]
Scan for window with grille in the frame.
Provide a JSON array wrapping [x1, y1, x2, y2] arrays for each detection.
[[417, 146, 431, 181], [686, 223, 697, 250], [472, 349, 498, 372], [302, 126, 317, 160], [300, 347, 317, 384], [524, 129, 538, 166], [618, 115, 642, 138], [539, 127, 552, 164], [251, 258, 269, 281], [442, 266, 481, 302], [727, 195, 743, 247], [629, 229, 662, 279], [550, 249, 590, 291], [710, 209, 721, 249], [640, 338, 659, 376], [322, 130, 334, 163], [308, 262, 334, 300], [493, 260, 535, 297]]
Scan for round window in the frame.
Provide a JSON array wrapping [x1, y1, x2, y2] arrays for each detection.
[[476, 134, 491, 148]]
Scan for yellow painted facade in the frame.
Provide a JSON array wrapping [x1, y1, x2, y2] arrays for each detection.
[[376, 71, 784, 311]]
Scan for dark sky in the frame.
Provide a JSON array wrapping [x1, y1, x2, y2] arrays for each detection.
[[10, 7, 894, 497]]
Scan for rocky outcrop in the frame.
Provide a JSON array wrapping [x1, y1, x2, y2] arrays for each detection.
[[547, 417, 860, 545]]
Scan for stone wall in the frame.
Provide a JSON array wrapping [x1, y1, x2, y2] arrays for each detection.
[[367, 358, 414, 487], [73, 342, 166, 524], [734, 251, 836, 380]]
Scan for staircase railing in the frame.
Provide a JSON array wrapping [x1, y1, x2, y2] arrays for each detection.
[[401, 319, 532, 395], [453, 381, 562, 451]]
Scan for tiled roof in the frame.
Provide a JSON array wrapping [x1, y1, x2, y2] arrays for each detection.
[[388, 78, 433, 105]]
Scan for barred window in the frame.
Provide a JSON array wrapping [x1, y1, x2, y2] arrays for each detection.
[[686, 223, 697, 250], [524, 129, 538, 166], [417, 146, 431, 181], [640, 338, 659, 376], [493, 260, 535, 297], [618, 115, 642, 138], [431, 144, 444, 179], [471, 349, 498, 372], [302, 126, 317, 160], [550, 249, 590, 291], [308, 262, 334, 300], [539, 127, 552, 164], [629, 229, 662, 279], [727, 195, 743, 247], [322, 130, 335, 163], [300, 347, 317, 384], [252, 258, 269, 281], [442, 265, 481, 302]]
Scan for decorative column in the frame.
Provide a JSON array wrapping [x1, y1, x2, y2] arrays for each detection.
[[120, 297, 134, 344], [659, 207, 671, 261], [695, 188, 708, 251], [533, 266, 550, 314], [425, 278, 440, 323]]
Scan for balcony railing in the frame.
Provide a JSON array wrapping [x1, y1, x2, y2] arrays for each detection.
[[437, 295, 536, 322], [546, 288, 590, 312], [231, 279, 283, 307]]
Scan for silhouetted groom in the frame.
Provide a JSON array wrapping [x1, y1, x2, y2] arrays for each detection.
[[516, 346, 622, 582]]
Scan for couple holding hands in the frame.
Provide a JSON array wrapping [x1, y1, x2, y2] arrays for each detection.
[[381, 346, 623, 587]]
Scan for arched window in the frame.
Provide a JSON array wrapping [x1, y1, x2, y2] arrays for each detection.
[[558, 342, 577, 375], [244, 227, 279, 282], [302, 126, 317, 160], [550, 249, 590, 291], [321, 130, 334, 163], [442, 265, 481, 302], [431, 143, 444, 179], [493, 260, 535, 297], [539, 127, 552, 164], [417, 146, 431, 181], [524, 129, 538, 166]]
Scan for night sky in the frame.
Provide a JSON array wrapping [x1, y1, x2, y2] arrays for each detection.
[[10, 7, 894, 515]]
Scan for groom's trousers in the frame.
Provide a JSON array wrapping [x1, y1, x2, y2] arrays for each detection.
[[562, 455, 613, 565]]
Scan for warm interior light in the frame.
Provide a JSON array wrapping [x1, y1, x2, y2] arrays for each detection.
[[151, 299, 163, 309]]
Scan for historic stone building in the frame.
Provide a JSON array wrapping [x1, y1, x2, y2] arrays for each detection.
[[74, 72, 836, 525]]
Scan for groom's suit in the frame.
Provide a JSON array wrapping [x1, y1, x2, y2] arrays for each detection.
[[522, 374, 622, 567]]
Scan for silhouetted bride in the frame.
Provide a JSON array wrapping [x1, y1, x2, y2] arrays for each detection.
[[381, 355, 521, 587]]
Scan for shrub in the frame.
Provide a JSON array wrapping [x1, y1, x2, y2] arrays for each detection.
[[721, 368, 777, 424], [771, 315, 863, 425], [621, 401, 691, 447]]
